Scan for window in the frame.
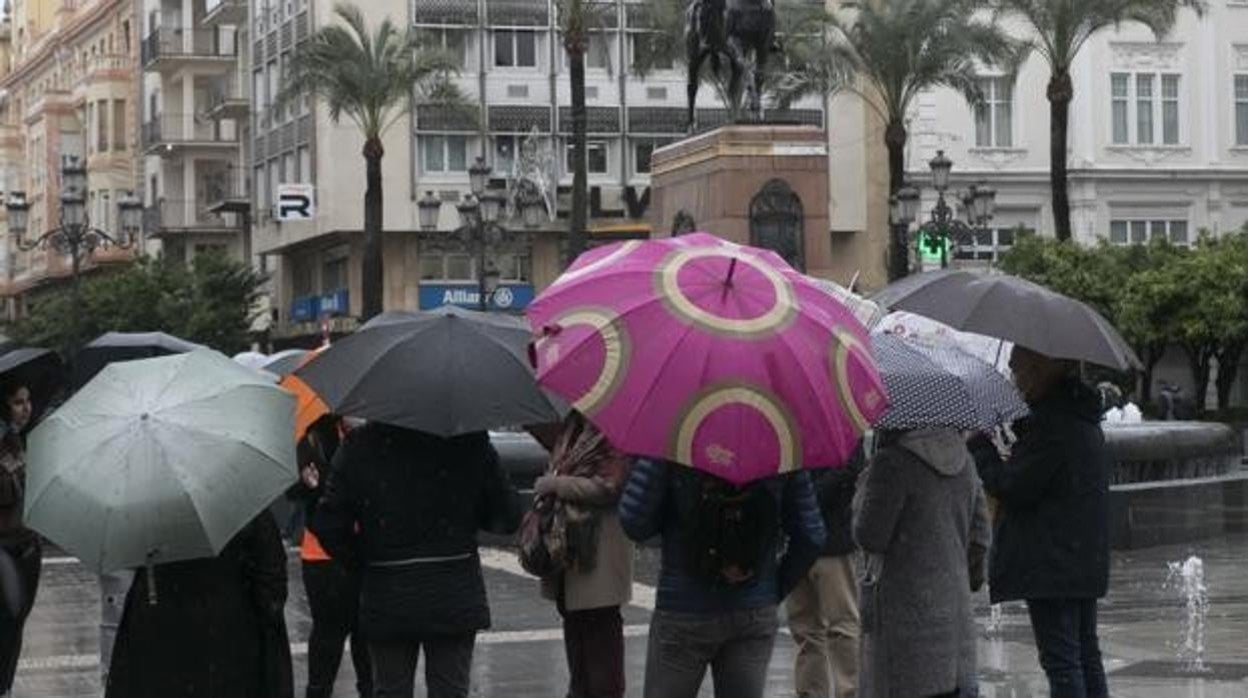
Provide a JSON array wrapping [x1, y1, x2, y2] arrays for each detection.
[[974, 77, 1013, 148], [297, 146, 310, 184], [1112, 74, 1129, 144], [632, 138, 673, 175], [266, 60, 279, 125], [1111, 72, 1181, 145], [194, 243, 228, 259], [630, 33, 673, 71], [566, 140, 608, 175], [495, 253, 531, 282], [97, 99, 108, 152], [278, 53, 291, 122], [494, 30, 537, 68], [87, 102, 96, 153], [113, 100, 126, 151], [422, 135, 468, 173], [1109, 218, 1188, 244], [419, 253, 476, 281], [268, 161, 280, 215], [566, 32, 612, 71], [1236, 75, 1248, 146], [953, 226, 1026, 263], [494, 135, 518, 175], [322, 246, 349, 291], [421, 28, 467, 68], [255, 165, 267, 212], [252, 70, 266, 124]]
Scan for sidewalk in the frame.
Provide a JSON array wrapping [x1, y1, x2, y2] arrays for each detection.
[[14, 534, 1248, 696]]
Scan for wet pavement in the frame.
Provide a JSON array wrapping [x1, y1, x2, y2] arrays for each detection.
[[13, 534, 1248, 696]]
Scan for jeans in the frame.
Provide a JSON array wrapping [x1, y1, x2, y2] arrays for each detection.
[[0, 539, 41, 693], [369, 634, 475, 698], [561, 604, 625, 698], [644, 606, 779, 698], [785, 555, 859, 698], [1026, 598, 1108, 698], [304, 560, 372, 697]]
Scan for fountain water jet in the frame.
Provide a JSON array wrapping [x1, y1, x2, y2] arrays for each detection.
[[1165, 555, 1210, 674]]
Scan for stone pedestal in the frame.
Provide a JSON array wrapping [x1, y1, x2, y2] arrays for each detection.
[[649, 125, 835, 278]]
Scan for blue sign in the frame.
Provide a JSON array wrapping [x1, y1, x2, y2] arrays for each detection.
[[418, 283, 536, 312], [290, 295, 320, 323], [320, 289, 349, 317]]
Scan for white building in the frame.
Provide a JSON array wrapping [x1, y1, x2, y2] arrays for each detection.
[[904, 4, 1248, 263], [253, 0, 825, 344], [139, 0, 248, 264]]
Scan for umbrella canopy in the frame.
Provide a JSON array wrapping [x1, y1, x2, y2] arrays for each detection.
[[279, 347, 330, 442], [810, 277, 885, 330], [293, 307, 564, 436], [876, 311, 1012, 374], [872, 270, 1141, 372], [74, 331, 206, 388], [24, 350, 297, 573], [262, 349, 309, 377], [232, 351, 270, 370], [0, 347, 66, 420], [870, 332, 1028, 431], [528, 233, 888, 485]]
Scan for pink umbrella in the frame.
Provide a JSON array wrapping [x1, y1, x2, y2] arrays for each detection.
[[527, 233, 888, 485]]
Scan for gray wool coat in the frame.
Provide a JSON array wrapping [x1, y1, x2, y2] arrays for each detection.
[[853, 430, 991, 698], [537, 474, 635, 611]]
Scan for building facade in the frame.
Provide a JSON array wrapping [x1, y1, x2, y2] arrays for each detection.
[[139, 0, 248, 265], [904, 4, 1248, 263], [252, 0, 830, 345], [0, 0, 143, 318]]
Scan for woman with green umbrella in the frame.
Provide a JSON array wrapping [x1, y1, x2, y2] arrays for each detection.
[[0, 376, 39, 696]]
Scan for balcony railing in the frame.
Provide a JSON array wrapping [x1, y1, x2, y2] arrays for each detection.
[[144, 199, 233, 232], [142, 27, 238, 66], [205, 76, 249, 120], [203, 172, 250, 212], [143, 114, 240, 149], [204, 0, 247, 25]]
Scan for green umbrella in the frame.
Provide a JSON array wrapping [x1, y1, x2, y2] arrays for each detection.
[[24, 350, 297, 575]]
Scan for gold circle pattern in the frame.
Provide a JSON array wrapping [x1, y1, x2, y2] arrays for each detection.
[[654, 247, 798, 338], [830, 328, 879, 433], [672, 383, 801, 473], [536, 307, 630, 416], [550, 241, 642, 289]]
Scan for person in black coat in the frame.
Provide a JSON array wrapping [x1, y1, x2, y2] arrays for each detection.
[[105, 513, 294, 698], [970, 347, 1111, 698], [311, 423, 522, 698]]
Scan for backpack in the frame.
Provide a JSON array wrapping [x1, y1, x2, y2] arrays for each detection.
[[679, 469, 780, 590]]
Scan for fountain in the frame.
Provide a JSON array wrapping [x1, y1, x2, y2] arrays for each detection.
[[1165, 555, 1210, 674], [1103, 421, 1247, 549]]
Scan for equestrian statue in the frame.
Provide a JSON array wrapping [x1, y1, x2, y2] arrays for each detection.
[[685, 0, 779, 132]]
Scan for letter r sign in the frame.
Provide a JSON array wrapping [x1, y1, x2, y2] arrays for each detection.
[[276, 184, 316, 221]]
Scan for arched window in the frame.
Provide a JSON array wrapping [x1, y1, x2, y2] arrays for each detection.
[[749, 179, 804, 271]]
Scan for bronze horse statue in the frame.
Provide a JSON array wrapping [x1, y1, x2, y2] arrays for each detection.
[[685, 0, 778, 131]]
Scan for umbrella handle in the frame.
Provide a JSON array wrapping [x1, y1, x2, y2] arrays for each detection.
[[145, 555, 158, 606]]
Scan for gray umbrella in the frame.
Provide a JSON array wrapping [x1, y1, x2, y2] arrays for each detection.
[[871, 332, 1029, 431], [293, 307, 564, 436], [872, 270, 1142, 372]]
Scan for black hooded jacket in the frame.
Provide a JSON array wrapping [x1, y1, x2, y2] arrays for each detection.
[[970, 379, 1110, 603]]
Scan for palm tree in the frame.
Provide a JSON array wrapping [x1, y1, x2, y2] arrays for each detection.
[[777, 0, 1020, 280], [276, 3, 457, 321], [557, 1, 605, 263], [986, 0, 1204, 242]]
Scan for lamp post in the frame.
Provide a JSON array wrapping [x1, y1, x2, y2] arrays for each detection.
[[6, 155, 143, 349], [889, 185, 920, 280], [417, 157, 543, 312], [910, 150, 997, 269]]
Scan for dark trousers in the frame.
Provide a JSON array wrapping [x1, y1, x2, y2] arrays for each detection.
[[369, 634, 475, 698], [0, 538, 42, 692], [303, 560, 372, 698], [1026, 598, 1108, 698], [643, 607, 778, 698], [560, 604, 625, 698]]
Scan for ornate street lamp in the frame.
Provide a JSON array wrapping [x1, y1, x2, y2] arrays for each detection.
[[929, 150, 953, 192], [6, 156, 139, 350], [468, 156, 491, 198], [889, 185, 921, 281], [910, 154, 996, 269], [417, 191, 441, 232]]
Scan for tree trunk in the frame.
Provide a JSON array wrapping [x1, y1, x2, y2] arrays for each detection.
[[567, 7, 589, 265], [361, 137, 385, 321], [1184, 344, 1213, 416], [1138, 343, 1165, 406], [885, 118, 909, 281], [1215, 344, 1245, 411], [1047, 71, 1073, 242]]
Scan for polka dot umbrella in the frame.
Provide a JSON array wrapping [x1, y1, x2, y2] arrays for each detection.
[[527, 233, 888, 485]]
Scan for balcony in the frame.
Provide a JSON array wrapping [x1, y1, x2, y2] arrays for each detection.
[[142, 114, 239, 153], [144, 199, 240, 238], [203, 172, 251, 215], [141, 27, 237, 72], [203, 0, 247, 26], [205, 77, 249, 122]]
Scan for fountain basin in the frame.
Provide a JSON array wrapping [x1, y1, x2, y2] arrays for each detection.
[[1105, 422, 1248, 549]]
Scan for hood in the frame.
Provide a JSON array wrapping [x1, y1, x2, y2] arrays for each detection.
[[1035, 378, 1103, 425], [897, 429, 972, 477]]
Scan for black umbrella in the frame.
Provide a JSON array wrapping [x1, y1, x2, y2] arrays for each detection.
[[872, 270, 1142, 372], [0, 347, 66, 422], [73, 331, 206, 388], [294, 307, 564, 436]]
